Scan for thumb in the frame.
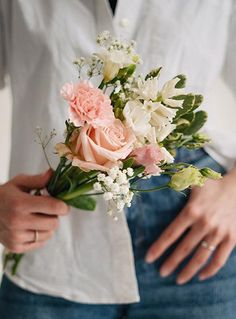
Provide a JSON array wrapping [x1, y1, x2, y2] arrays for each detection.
[[13, 168, 53, 191]]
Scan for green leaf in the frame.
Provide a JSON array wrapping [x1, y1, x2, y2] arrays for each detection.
[[174, 94, 195, 120], [183, 110, 208, 135], [47, 157, 67, 195], [191, 94, 204, 111], [145, 67, 162, 80], [132, 166, 145, 177], [174, 74, 186, 88], [123, 157, 135, 169], [65, 196, 97, 211], [115, 64, 136, 83], [182, 112, 195, 123]]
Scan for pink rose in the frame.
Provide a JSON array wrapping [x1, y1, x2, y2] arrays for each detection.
[[60, 81, 115, 127], [56, 119, 136, 172], [132, 144, 165, 175]]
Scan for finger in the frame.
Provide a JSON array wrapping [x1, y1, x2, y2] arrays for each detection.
[[145, 208, 193, 263], [24, 214, 59, 231], [26, 194, 69, 216], [176, 232, 223, 284], [12, 169, 53, 191], [9, 241, 47, 254], [199, 237, 235, 281], [10, 230, 54, 244], [159, 222, 209, 277]]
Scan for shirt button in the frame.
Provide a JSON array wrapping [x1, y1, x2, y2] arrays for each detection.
[[119, 18, 130, 28]]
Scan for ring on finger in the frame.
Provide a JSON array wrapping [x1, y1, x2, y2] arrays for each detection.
[[200, 240, 216, 252]]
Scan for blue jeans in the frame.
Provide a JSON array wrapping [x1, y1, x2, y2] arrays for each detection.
[[1, 148, 236, 319]]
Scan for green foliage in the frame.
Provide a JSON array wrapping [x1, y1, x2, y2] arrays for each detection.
[[145, 67, 162, 80], [183, 111, 207, 135], [65, 120, 77, 143], [64, 196, 97, 211], [123, 157, 135, 169], [114, 64, 136, 84], [174, 74, 186, 88]]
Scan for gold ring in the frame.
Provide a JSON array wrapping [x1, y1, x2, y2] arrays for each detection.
[[34, 230, 39, 243]]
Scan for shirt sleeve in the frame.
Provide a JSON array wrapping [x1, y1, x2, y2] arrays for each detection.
[[0, 0, 7, 89], [221, 0, 236, 99]]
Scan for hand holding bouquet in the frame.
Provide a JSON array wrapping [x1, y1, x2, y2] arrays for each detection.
[[4, 31, 221, 274]]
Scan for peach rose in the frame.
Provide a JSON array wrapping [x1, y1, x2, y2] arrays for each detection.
[[56, 119, 136, 171], [60, 81, 115, 128]]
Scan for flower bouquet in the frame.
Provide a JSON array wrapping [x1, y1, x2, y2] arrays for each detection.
[[4, 31, 221, 274]]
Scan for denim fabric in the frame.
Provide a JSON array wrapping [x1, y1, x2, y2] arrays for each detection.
[[1, 148, 236, 319]]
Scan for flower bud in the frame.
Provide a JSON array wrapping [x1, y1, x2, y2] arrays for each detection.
[[169, 167, 206, 191], [200, 168, 222, 180]]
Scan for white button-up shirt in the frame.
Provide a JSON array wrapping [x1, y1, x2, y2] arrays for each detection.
[[0, 0, 236, 304]]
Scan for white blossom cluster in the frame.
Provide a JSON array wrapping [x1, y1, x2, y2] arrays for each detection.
[[93, 166, 135, 219], [123, 74, 185, 160], [96, 31, 141, 82]]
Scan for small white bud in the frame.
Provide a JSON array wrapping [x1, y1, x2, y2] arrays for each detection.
[[97, 173, 106, 182], [103, 192, 113, 201], [117, 201, 125, 211], [127, 167, 134, 177], [110, 183, 120, 193], [104, 176, 113, 187], [120, 185, 129, 195], [93, 182, 102, 191]]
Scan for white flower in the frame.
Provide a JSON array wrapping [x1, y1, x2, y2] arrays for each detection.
[[149, 103, 177, 141], [93, 182, 102, 191], [110, 183, 120, 193], [156, 123, 176, 142], [134, 77, 159, 101], [120, 185, 130, 195], [98, 48, 133, 82], [116, 171, 128, 184], [123, 100, 151, 137], [97, 173, 106, 182], [108, 167, 119, 180], [104, 176, 113, 187], [103, 192, 113, 201], [160, 147, 174, 164], [124, 191, 134, 204], [127, 167, 134, 177], [143, 100, 159, 113], [150, 103, 177, 127], [160, 78, 184, 108], [117, 201, 125, 211]]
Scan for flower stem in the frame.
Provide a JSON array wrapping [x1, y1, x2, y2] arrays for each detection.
[[57, 180, 95, 200], [131, 185, 169, 193]]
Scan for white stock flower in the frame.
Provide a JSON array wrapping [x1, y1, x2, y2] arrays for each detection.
[[160, 147, 174, 164], [160, 78, 184, 108], [150, 103, 176, 127], [156, 123, 176, 142], [123, 100, 151, 138], [134, 77, 159, 101], [143, 100, 159, 113], [149, 103, 177, 141]]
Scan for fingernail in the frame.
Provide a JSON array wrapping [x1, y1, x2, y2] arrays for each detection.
[[145, 253, 154, 263], [199, 275, 207, 281], [176, 277, 186, 285], [160, 268, 170, 277]]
